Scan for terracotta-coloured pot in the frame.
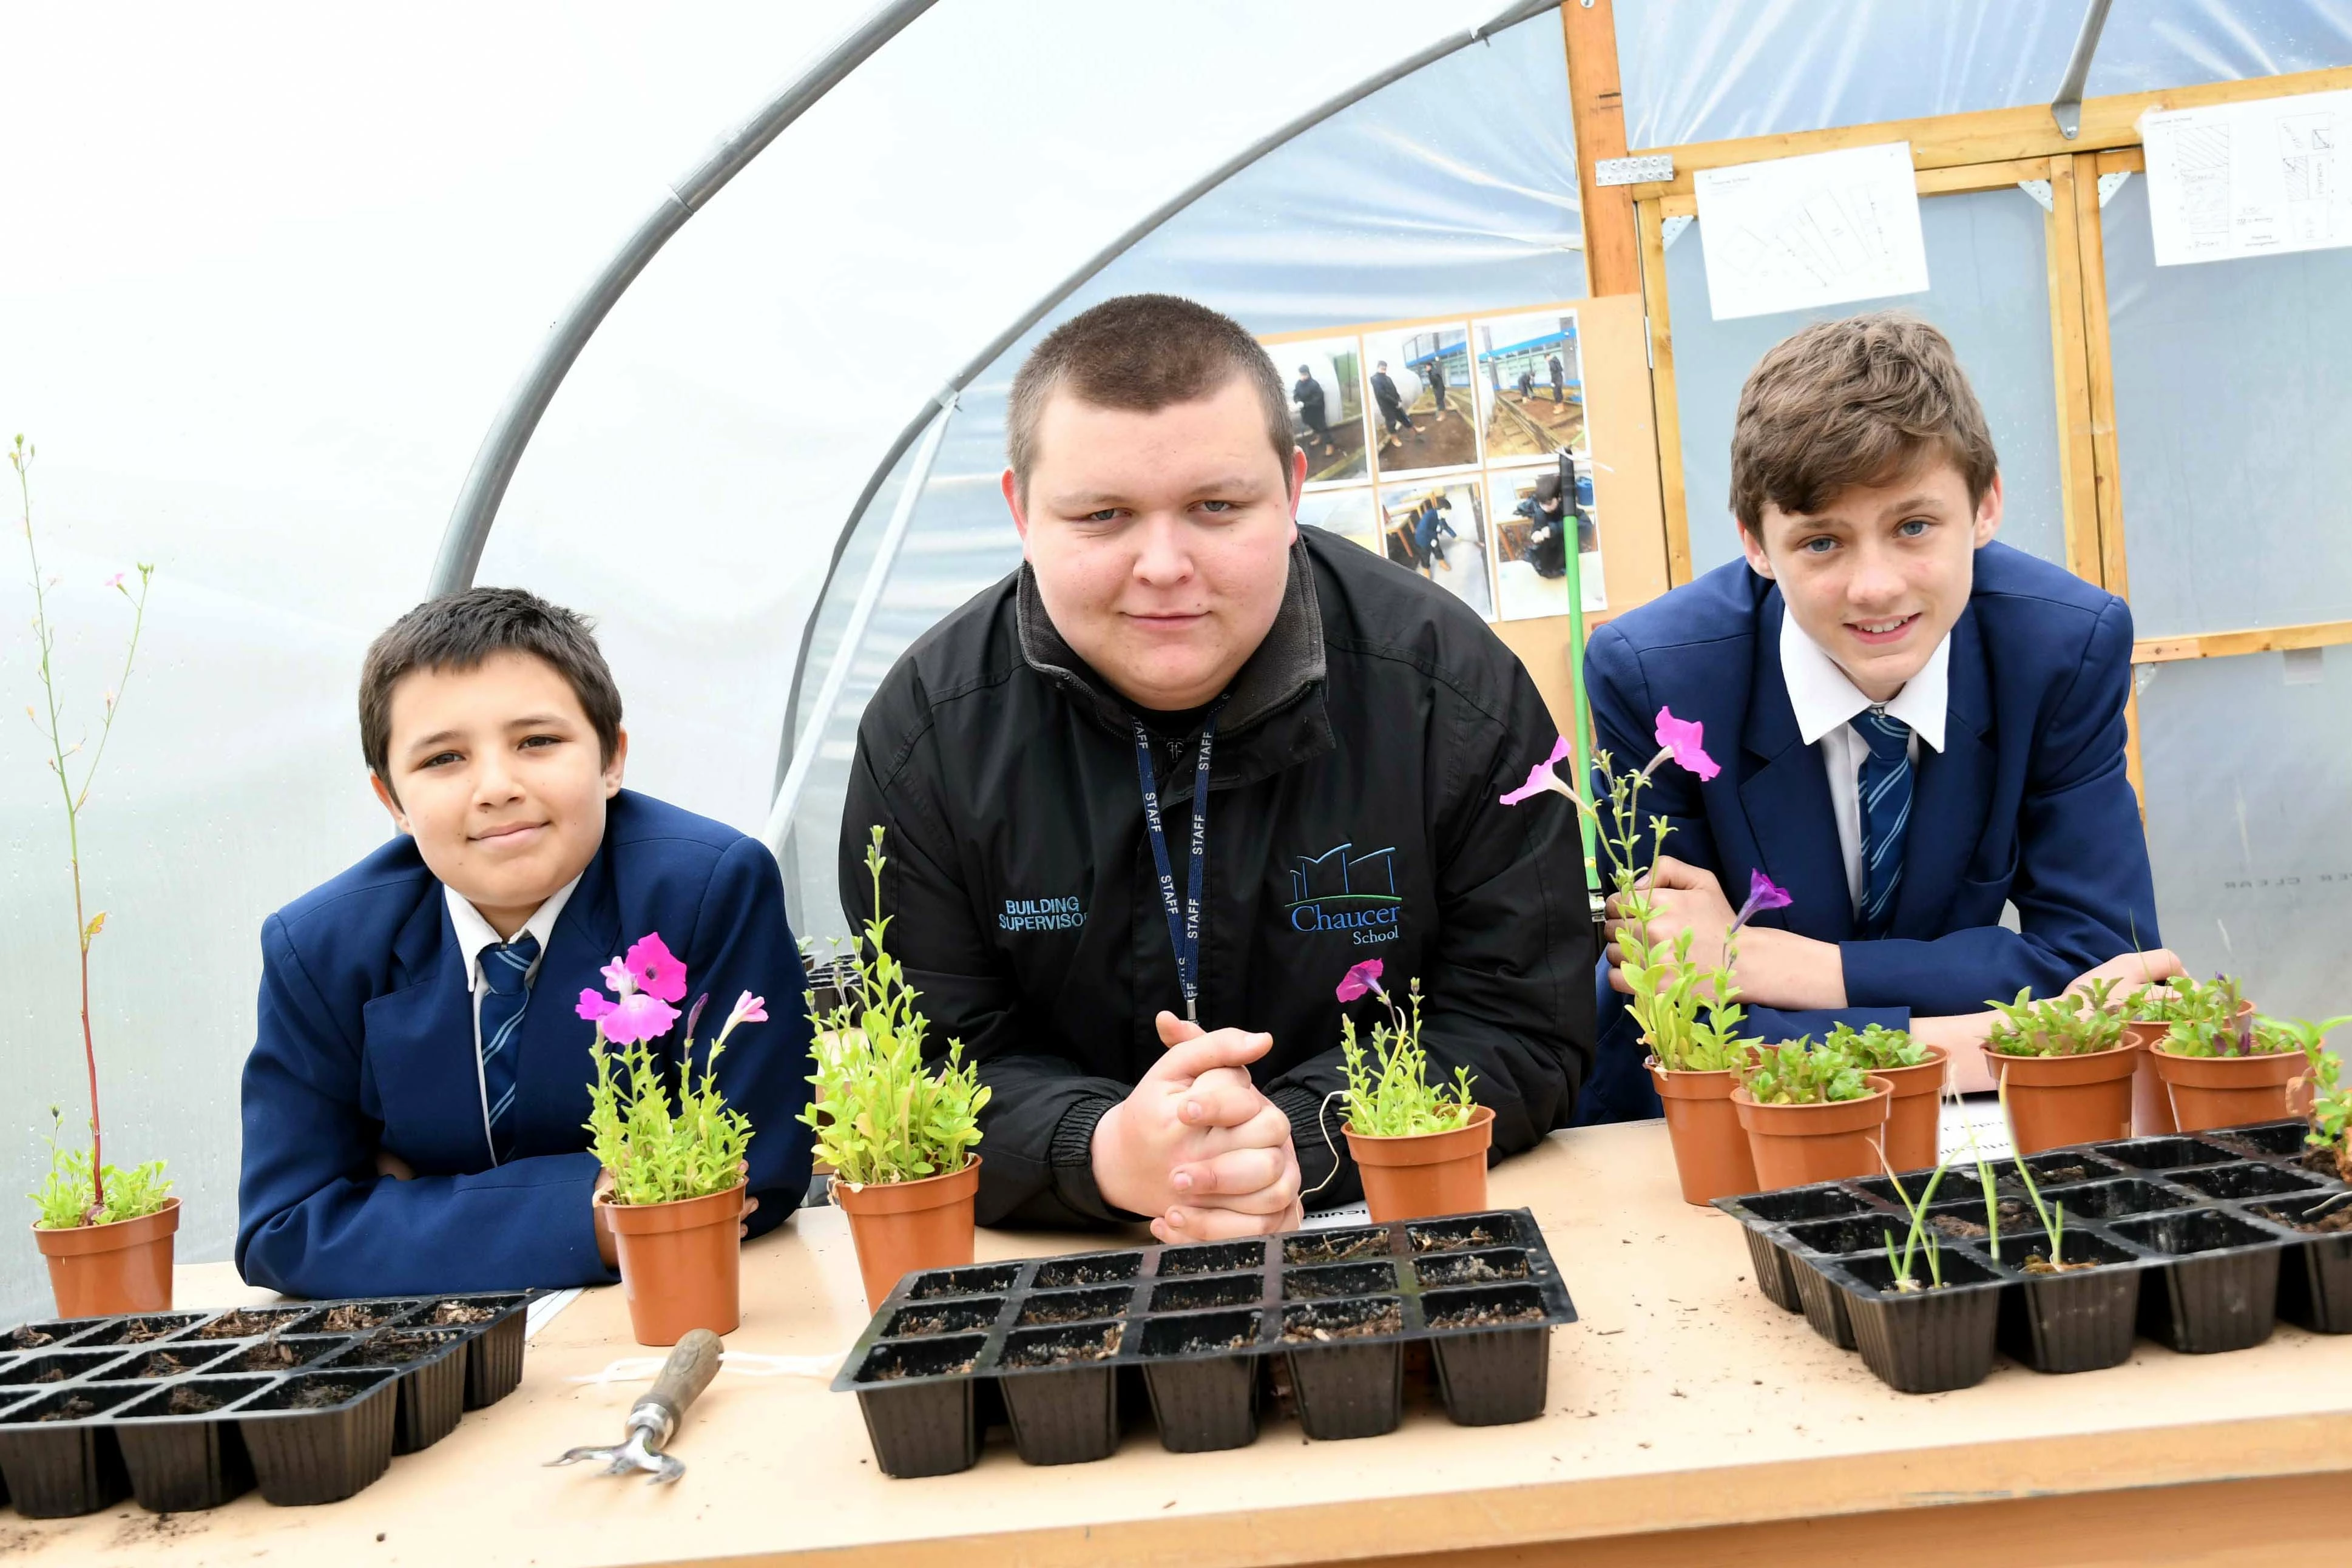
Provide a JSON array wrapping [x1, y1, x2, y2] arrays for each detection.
[[1345, 1106, 1495, 1223], [1648, 1059, 1759, 1205], [1874, 1047, 1948, 1175], [2126, 1002, 2256, 1135], [2148, 1045, 2305, 1133], [601, 1183, 745, 1347], [1993, 1044, 2139, 1156], [1734, 1077, 1893, 1190], [33, 1197, 179, 1318], [833, 1157, 981, 1313]]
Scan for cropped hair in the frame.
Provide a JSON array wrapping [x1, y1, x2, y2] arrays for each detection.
[[1729, 311, 1998, 535], [359, 587, 621, 786], [1005, 294, 1293, 495]]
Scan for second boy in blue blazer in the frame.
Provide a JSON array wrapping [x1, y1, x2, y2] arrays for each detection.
[[1576, 313, 2158, 1121], [237, 589, 813, 1297]]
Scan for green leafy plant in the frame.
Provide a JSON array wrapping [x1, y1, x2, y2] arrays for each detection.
[[29, 1107, 171, 1229], [15, 436, 162, 1225], [1740, 1038, 1870, 1105], [1334, 964, 1476, 1137], [2266, 1016, 2352, 1180], [799, 827, 988, 1187], [1826, 1021, 1930, 1072], [1985, 979, 2127, 1058], [2134, 974, 2265, 1056], [578, 933, 761, 1207]]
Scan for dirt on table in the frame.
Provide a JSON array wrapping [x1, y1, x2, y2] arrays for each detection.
[[195, 1309, 295, 1339], [165, 1386, 226, 1415], [1002, 1325, 1121, 1370], [1283, 1232, 1388, 1266], [35, 1396, 101, 1422], [286, 1382, 356, 1410], [1282, 1304, 1404, 1343], [426, 1302, 495, 1326]]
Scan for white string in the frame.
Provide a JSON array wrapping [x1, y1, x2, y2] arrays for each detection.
[[1300, 1089, 1349, 1200], [564, 1349, 849, 1386]]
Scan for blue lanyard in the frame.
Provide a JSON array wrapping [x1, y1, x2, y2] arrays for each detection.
[[1130, 696, 1227, 1023]]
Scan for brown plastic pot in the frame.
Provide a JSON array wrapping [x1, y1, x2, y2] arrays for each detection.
[[2148, 1045, 2305, 1133], [833, 1157, 981, 1313], [2126, 1002, 2254, 1135], [33, 1197, 179, 1318], [1734, 1077, 1893, 1189], [1875, 1047, 1948, 1174], [601, 1183, 745, 1347], [1648, 1059, 1759, 1206], [1993, 1044, 2139, 1155], [1345, 1105, 1495, 1223]]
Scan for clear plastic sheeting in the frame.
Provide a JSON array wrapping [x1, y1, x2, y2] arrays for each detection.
[[2101, 174, 2352, 638], [1664, 188, 2066, 581], [2136, 649, 2352, 1021], [1617, 0, 2352, 151], [781, 10, 1586, 943]]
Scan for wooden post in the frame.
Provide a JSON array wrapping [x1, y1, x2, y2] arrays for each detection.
[[1563, 0, 1640, 296]]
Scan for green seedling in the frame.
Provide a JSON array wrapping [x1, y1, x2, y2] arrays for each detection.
[[29, 1107, 171, 1230], [1742, 1038, 1870, 1105], [1339, 979, 1478, 1138], [2265, 1016, 2352, 1181], [1994, 1075, 2077, 1274], [1825, 1021, 1931, 1072], [1876, 1152, 1947, 1293], [1986, 979, 2127, 1058]]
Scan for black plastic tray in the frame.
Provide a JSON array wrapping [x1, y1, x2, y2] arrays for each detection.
[[831, 1209, 1577, 1476], [0, 1291, 530, 1515], [1715, 1120, 2350, 1393]]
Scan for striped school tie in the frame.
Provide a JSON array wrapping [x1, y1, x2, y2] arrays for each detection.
[[479, 934, 539, 1162], [1855, 711, 1913, 938]]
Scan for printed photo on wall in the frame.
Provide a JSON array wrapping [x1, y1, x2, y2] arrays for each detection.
[[1273, 336, 1370, 485], [1377, 479, 1492, 617], [1296, 487, 1380, 553], [1489, 464, 1605, 621], [1362, 323, 1479, 476], [1472, 309, 1587, 464]]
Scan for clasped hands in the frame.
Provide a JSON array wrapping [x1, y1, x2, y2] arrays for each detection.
[[1092, 1013, 1305, 1245]]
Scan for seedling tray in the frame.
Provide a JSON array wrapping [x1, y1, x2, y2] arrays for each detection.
[[831, 1209, 1577, 1477], [1716, 1121, 2351, 1393], [0, 1291, 529, 1515]]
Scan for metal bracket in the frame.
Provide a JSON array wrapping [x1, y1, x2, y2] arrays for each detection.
[[2049, 0, 2115, 141], [1595, 154, 1673, 187], [1660, 214, 1694, 250], [2018, 179, 2055, 214], [2097, 169, 2132, 206]]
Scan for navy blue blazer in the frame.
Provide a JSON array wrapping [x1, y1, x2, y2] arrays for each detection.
[[236, 790, 814, 1299], [1576, 542, 2157, 1119]]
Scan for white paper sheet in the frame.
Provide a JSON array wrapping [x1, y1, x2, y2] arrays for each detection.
[[2141, 90, 2352, 266], [1693, 141, 1930, 321]]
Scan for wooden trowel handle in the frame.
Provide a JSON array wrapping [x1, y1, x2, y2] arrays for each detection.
[[634, 1329, 725, 1439]]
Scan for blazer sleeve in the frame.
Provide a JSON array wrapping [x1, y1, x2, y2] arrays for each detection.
[[843, 717, 1134, 1231], [1583, 621, 1722, 877], [1840, 596, 2160, 1015], [691, 834, 814, 1240], [236, 914, 613, 1298]]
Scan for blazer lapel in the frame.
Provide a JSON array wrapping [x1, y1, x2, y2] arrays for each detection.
[[360, 894, 488, 1173], [1890, 606, 1996, 941], [510, 837, 624, 1158], [1738, 593, 1856, 944]]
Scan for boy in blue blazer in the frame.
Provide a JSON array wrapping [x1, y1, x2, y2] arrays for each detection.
[[237, 589, 813, 1297], [1576, 313, 2159, 1122]]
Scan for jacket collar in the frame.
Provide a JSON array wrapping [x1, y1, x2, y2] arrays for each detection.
[[1014, 536, 1328, 740]]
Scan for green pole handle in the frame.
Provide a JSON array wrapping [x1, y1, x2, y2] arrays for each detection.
[[1558, 457, 1601, 913]]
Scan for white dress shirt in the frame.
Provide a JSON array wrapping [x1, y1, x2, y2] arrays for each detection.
[[1778, 616, 1951, 915], [444, 876, 581, 1163]]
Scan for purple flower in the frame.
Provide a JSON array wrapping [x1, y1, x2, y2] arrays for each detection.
[[1653, 708, 1720, 782], [1734, 869, 1794, 929], [1336, 959, 1386, 1003], [1499, 735, 1574, 806]]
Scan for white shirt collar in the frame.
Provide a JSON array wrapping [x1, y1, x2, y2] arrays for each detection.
[[444, 874, 583, 986], [1778, 609, 1950, 753]]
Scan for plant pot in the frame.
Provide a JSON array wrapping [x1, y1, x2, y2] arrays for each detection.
[[2246, 1192, 2352, 1334], [2148, 1045, 2305, 1134], [993, 1322, 1125, 1465], [1987, 1231, 2143, 1374], [235, 1367, 399, 1505], [2114, 1209, 2282, 1354], [1344, 1106, 1495, 1224], [1875, 1048, 1948, 1174], [0, 1381, 140, 1516], [1138, 1309, 1260, 1453], [1992, 1046, 2138, 1156], [2124, 1020, 2178, 1135], [32, 1198, 180, 1319], [846, 1334, 985, 1479], [111, 1374, 269, 1512], [325, 1328, 468, 1454], [833, 1158, 981, 1314], [601, 1183, 745, 1347], [1732, 1078, 1893, 1191], [1836, 1250, 2003, 1394], [1422, 1282, 1551, 1425], [1647, 1060, 1759, 1206]]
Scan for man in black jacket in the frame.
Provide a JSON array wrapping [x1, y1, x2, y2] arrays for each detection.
[[842, 294, 1592, 1239]]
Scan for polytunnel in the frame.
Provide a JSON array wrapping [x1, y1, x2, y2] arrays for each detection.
[[5, 0, 2352, 1330]]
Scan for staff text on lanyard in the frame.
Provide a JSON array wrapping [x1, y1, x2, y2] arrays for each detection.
[[1130, 696, 1228, 1024]]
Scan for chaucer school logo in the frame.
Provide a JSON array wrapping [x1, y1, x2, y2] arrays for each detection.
[[1285, 842, 1402, 945]]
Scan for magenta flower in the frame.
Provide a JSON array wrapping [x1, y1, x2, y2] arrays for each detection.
[[1336, 959, 1386, 1002], [1652, 708, 1720, 782], [1734, 868, 1794, 929], [727, 991, 768, 1029], [620, 933, 689, 1004], [1499, 735, 1575, 806], [102, 572, 125, 590], [576, 986, 681, 1046]]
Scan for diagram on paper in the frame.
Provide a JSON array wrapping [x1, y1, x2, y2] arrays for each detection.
[[1693, 142, 1930, 320], [2143, 90, 2352, 265]]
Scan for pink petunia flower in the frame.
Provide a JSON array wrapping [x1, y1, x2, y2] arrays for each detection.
[[103, 572, 125, 589], [1499, 735, 1575, 806], [1336, 958, 1386, 1003], [727, 991, 769, 1029], [621, 933, 688, 1004], [576, 987, 681, 1046], [1652, 708, 1720, 782]]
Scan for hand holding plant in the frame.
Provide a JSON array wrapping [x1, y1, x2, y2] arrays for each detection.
[[1335, 960, 1477, 1137], [578, 934, 760, 1206]]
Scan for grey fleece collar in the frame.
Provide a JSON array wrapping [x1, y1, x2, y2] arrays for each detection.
[[1014, 537, 1327, 737]]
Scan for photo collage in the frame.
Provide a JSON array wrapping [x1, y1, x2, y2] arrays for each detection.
[[1266, 303, 1604, 624]]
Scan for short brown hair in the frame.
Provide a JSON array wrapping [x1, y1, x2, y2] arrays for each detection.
[[359, 587, 622, 787], [1729, 312, 1997, 535], [1005, 294, 1293, 495]]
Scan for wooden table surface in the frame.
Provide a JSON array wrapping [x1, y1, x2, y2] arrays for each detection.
[[12, 1120, 2352, 1568]]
